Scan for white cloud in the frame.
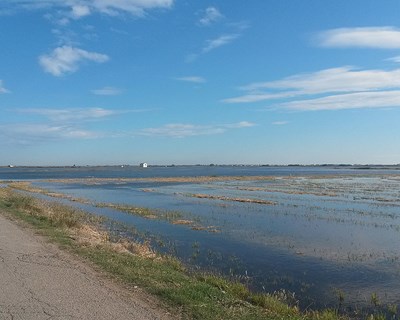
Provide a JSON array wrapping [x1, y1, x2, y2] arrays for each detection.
[[202, 34, 239, 53], [187, 33, 241, 62], [0, 123, 100, 145], [241, 67, 400, 94], [1, 107, 121, 145], [4, 0, 174, 18], [39, 45, 109, 76], [316, 27, 400, 49], [225, 121, 256, 128], [222, 66, 400, 109], [199, 7, 223, 26], [387, 55, 400, 63], [139, 123, 223, 138], [0, 80, 10, 94], [175, 76, 206, 84], [281, 91, 400, 111], [1, 106, 156, 145], [224, 64, 400, 111], [0, 2, 51, 13], [138, 121, 256, 138], [272, 121, 289, 125], [56, 17, 70, 26], [71, 5, 91, 18], [88, 0, 173, 16], [17, 108, 116, 122], [91, 86, 123, 95], [223, 92, 296, 103]]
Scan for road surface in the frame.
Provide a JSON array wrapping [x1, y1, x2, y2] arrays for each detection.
[[0, 212, 172, 320]]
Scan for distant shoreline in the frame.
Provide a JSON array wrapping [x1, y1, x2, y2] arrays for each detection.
[[1, 164, 399, 169]]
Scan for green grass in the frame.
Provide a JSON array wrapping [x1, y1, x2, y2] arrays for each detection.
[[0, 187, 348, 320], [78, 245, 309, 320]]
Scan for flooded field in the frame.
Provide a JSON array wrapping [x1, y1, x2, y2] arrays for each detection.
[[1, 166, 400, 315]]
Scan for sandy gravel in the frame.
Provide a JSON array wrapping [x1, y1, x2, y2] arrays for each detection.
[[0, 212, 173, 320]]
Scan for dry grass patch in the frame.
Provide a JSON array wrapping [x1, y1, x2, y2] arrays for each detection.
[[112, 239, 157, 259], [172, 219, 194, 225]]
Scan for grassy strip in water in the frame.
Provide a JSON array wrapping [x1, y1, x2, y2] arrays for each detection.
[[0, 187, 352, 320], [6, 182, 217, 231], [182, 193, 276, 205], [96, 203, 220, 233], [95, 202, 182, 221], [7, 181, 92, 204]]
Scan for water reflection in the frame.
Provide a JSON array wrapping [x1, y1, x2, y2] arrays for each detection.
[[26, 173, 400, 314]]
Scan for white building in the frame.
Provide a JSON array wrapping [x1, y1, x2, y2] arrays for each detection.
[[139, 162, 148, 168]]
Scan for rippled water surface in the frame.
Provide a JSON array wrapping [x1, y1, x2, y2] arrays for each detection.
[[1, 166, 400, 314]]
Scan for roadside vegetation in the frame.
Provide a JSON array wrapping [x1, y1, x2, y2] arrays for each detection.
[[0, 186, 386, 320]]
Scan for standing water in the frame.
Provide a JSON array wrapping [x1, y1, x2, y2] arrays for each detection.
[[1, 165, 400, 314]]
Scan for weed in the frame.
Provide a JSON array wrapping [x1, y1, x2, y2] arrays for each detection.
[[388, 304, 397, 318], [371, 292, 380, 307], [367, 313, 386, 320], [333, 288, 345, 304]]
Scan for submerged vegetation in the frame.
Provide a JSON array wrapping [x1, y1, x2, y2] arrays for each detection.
[[5, 181, 218, 232], [0, 186, 354, 320], [181, 192, 277, 205], [1, 173, 400, 319]]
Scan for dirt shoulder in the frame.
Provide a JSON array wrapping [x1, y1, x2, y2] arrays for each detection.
[[0, 212, 173, 320]]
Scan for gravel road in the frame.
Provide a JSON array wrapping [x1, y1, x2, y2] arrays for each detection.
[[0, 213, 173, 320]]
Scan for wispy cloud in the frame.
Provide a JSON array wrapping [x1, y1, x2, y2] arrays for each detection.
[[91, 86, 123, 95], [16, 107, 116, 122], [223, 66, 400, 110], [315, 27, 400, 49], [202, 34, 240, 53], [227, 21, 250, 32], [224, 121, 256, 128], [83, 0, 173, 17], [387, 55, 400, 63], [138, 121, 256, 138], [186, 33, 240, 62], [0, 80, 10, 94], [223, 92, 296, 104], [0, 1, 51, 14], [0, 123, 100, 145], [4, 0, 174, 19], [39, 45, 109, 76], [240, 67, 400, 94], [222, 66, 400, 111], [1, 107, 120, 145], [175, 76, 206, 84], [272, 121, 289, 125], [187, 7, 247, 63], [281, 91, 400, 111], [198, 7, 223, 26]]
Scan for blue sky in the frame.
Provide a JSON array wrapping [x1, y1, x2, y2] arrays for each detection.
[[1, 0, 400, 165]]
